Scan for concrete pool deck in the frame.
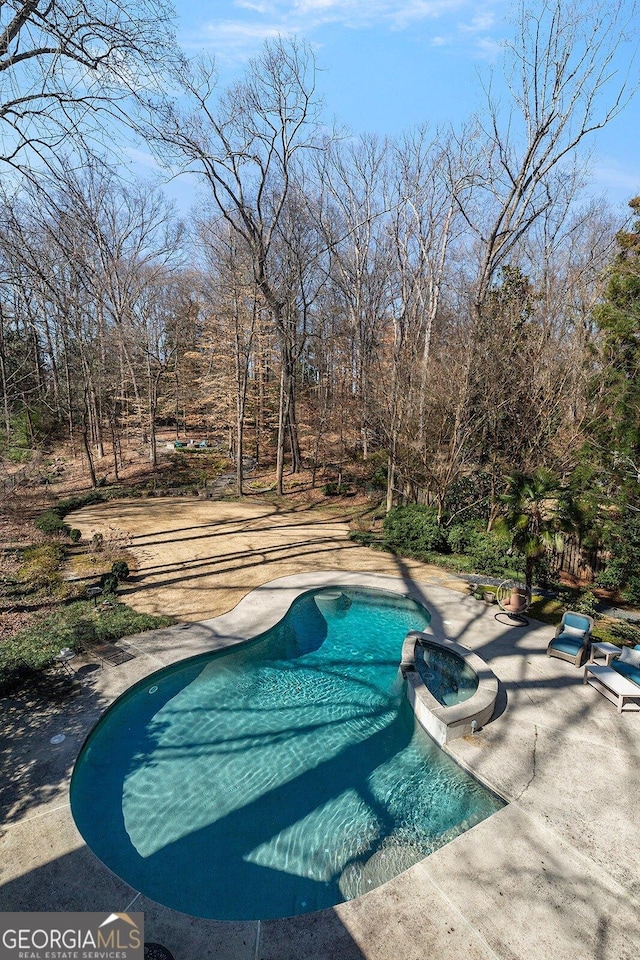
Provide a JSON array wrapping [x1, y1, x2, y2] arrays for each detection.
[[2, 570, 640, 960]]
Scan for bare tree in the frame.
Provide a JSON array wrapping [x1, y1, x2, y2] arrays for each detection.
[[0, 0, 179, 171], [197, 217, 260, 496], [146, 37, 321, 493], [468, 0, 638, 313], [315, 134, 391, 459], [0, 161, 184, 477]]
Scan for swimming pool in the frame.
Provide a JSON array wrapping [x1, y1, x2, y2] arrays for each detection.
[[71, 586, 504, 920]]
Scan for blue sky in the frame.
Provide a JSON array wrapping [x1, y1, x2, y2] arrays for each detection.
[[158, 0, 640, 213]]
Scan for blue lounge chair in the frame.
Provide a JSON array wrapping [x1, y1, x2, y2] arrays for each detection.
[[547, 611, 593, 667]]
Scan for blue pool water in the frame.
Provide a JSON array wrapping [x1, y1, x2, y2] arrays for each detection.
[[71, 587, 504, 920]]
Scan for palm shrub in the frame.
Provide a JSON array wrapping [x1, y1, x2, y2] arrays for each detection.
[[497, 469, 573, 596]]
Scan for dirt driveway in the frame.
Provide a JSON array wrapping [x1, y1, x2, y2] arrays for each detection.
[[69, 497, 468, 621]]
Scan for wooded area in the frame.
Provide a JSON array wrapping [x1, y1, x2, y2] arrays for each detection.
[[1, 0, 640, 597]]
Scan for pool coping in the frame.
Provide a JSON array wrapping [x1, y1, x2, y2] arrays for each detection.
[[3, 570, 640, 960]]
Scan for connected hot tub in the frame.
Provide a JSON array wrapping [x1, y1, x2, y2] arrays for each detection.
[[401, 630, 499, 744]]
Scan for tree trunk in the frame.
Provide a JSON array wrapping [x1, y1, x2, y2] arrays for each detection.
[[236, 413, 244, 497], [82, 422, 97, 488], [386, 438, 396, 515], [287, 372, 302, 474], [0, 307, 11, 437], [109, 414, 120, 482], [275, 365, 287, 496]]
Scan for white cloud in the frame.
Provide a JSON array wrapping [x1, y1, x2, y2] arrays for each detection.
[[592, 160, 640, 194], [473, 35, 503, 61], [182, 1, 505, 59], [183, 19, 290, 60], [458, 11, 497, 34], [235, 1, 274, 11], [122, 147, 163, 172]]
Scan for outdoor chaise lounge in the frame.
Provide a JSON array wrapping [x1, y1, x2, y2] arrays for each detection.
[[584, 644, 640, 712], [610, 644, 640, 686], [547, 611, 593, 667]]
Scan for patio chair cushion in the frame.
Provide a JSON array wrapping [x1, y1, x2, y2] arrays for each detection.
[[611, 659, 640, 688], [619, 645, 640, 666], [562, 613, 591, 635], [550, 636, 584, 656], [611, 647, 640, 687]]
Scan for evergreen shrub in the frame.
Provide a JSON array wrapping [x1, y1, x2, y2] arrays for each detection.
[[349, 531, 375, 546], [462, 529, 519, 577], [111, 560, 130, 581], [100, 572, 119, 594], [621, 577, 640, 605], [324, 481, 346, 496], [383, 505, 448, 556], [609, 620, 640, 645], [597, 559, 627, 591], [446, 521, 479, 554], [34, 510, 68, 536], [575, 589, 599, 618]]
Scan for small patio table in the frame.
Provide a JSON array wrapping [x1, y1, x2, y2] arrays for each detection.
[[588, 641, 622, 665], [53, 648, 77, 675]]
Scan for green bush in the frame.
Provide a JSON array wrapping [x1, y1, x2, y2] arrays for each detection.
[[349, 531, 375, 547], [324, 481, 346, 496], [363, 453, 389, 493], [600, 513, 640, 603], [34, 510, 68, 536], [111, 560, 130, 581], [621, 577, 640, 605], [69, 528, 81, 543], [446, 521, 479, 554], [457, 528, 518, 578], [58, 489, 110, 514], [531, 554, 559, 589], [597, 560, 626, 591], [383, 505, 448, 556], [609, 620, 640, 645], [575, 589, 599, 618], [34, 491, 112, 536], [100, 572, 119, 594]]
